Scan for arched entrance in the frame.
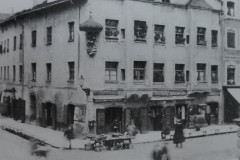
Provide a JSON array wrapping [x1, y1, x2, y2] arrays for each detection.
[[30, 94, 36, 121]]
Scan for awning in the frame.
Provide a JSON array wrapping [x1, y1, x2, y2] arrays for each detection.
[[188, 90, 210, 96], [227, 88, 240, 103], [151, 96, 194, 101], [93, 96, 125, 103]]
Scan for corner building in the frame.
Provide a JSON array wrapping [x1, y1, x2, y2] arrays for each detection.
[[0, 0, 223, 135]]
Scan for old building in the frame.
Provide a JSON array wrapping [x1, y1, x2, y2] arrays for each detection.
[[221, 0, 240, 123], [0, 0, 223, 135]]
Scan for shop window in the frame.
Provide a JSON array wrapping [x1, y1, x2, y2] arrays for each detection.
[[175, 64, 185, 83], [227, 31, 235, 48], [68, 22, 74, 42], [134, 20, 147, 42], [227, 1, 235, 16], [154, 25, 165, 44], [68, 61, 74, 81], [153, 63, 164, 82], [227, 65, 235, 85], [31, 63, 36, 82], [105, 61, 118, 81], [46, 63, 52, 82], [197, 27, 206, 46], [13, 36, 16, 51], [46, 26, 52, 45], [134, 61, 146, 80], [19, 34, 23, 49], [211, 65, 218, 83], [197, 63, 206, 82], [19, 65, 23, 82], [31, 30, 37, 47], [211, 30, 218, 47], [13, 65, 16, 82], [175, 27, 185, 44], [105, 19, 119, 40]]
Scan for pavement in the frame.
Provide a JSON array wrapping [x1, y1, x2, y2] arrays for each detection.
[[0, 116, 238, 150]]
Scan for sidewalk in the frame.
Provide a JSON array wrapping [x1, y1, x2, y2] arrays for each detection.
[[0, 117, 238, 150]]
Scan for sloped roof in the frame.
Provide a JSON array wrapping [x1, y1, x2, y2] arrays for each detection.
[[187, 0, 213, 10], [0, 13, 11, 22]]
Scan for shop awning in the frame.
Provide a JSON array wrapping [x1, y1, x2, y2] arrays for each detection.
[[93, 96, 125, 103], [151, 96, 194, 101], [227, 88, 240, 104]]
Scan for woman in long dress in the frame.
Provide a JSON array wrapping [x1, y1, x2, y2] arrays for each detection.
[[173, 121, 185, 148]]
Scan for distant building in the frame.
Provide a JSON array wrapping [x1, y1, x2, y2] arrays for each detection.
[[0, 0, 223, 134]]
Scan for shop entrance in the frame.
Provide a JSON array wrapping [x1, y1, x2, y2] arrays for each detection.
[[42, 102, 56, 129], [175, 104, 188, 126], [105, 107, 122, 133], [30, 94, 36, 121], [207, 102, 219, 124], [67, 104, 75, 126], [150, 106, 163, 131]]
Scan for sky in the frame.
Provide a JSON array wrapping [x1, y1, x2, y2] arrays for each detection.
[[0, 0, 33, 14]]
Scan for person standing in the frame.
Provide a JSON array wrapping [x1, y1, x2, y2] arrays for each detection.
[[173, 121, 185, 148]]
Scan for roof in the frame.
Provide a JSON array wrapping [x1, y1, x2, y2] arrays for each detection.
[[0, 13, 11, 22], [0, 0, 86, 25], [187, 0, 213, 10]]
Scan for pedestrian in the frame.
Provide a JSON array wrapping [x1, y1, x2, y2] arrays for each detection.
[[64, 125, 75, 149], [151, 144, 170, 160], [173, 121, 185, 148], [161, 125, 170, 139]]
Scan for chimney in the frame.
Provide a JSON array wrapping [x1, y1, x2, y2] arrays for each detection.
[[33, 0, 47, 7]]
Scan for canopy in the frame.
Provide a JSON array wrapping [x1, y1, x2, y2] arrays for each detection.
[[227, 88, 240, 104]]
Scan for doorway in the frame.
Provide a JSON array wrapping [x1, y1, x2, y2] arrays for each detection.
[[105, 107, 123, 133], [67, 104, 75, 126], [30, 94, 36, 121], [42, 102, 56, 129], [150, 106, 163, 131]]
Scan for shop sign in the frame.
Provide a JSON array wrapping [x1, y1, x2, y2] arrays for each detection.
[[169, 90, 187, 96], [153, 91, 169, 97], [93, 90, 118, 96]]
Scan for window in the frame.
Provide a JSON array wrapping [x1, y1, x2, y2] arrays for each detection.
[[105, 19, 119, 40], [4, 66, 6, 80], [197, 27, 206, 46], [154, 25, 165, 44], [7, 66, 9, 80], [13, 65, 16, 81], [186, 70, 190, 82], [19, 34, 23, 49], [0, 43, 2, 54], [31, 63, 36, 82], [227, 65, 235, 85], [13, 36, 16, 51], [68, 22, 74, 42], [46, 26, 52, 45], [32, 30, 37, 47], [134, 61, 146, 80], [227, 31, 235, 48], [197, 63, 206, 82], [175, 64, 185, 82], [7, 39, 9, 52], [46, 63, 52, 82], [211, 65, 218, 83], [0, 67, 2, 80], [175, 27, 185, 44], [153, 63, 164, 82], [68, 62, 74, 81], [19, 65, 23, 81], [105, 62, 118, 81], [211, 30, 218, 47], [3, 40, 6, 53], [121, 29, 125, 39], [134, 20, 147, 41], [121, 69, 125, 81], [227, 1, 234, 16]]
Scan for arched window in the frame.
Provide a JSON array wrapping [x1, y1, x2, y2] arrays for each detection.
[[227, 65, 235, 85]]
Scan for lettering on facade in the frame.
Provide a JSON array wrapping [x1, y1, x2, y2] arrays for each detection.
[[93, 90, 118, 96], [153, 90, 187, 97]]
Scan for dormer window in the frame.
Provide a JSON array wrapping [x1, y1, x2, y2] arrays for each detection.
[[227, 1, 235, 16]]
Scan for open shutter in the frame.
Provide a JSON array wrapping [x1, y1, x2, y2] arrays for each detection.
[[52, 104, 57, 130], [41, 103, 46, 127], [96, 109, 105, 134]]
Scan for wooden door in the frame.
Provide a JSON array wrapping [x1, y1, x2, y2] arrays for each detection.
[[96, 109, 105, 134]]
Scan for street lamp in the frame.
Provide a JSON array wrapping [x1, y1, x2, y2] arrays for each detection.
[[79, 75, 85, 88]]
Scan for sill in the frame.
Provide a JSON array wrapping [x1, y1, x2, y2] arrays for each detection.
[[67, 80, 74, 83], [31, 80, 36, 82], [175, 44, 185, 47], [154, 42, 165, 46], [175, 81, 185, 83], [134, 39, 147, 43], [68, 39, 74, 43], [153, 82, 164, 85], [105, 38, 119, 41], [211, 81, 218, 84], [211, 46, 218, 49], [105, 80, 119, 84], [46, 80, 51, 83], [46, 42, 52, 45], [197, 44, 207, 47], [197, 81, 207, 83], [133, 80, 145, 84]]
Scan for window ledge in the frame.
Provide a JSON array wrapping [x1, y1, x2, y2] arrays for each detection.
[[153, 82, 165, 85], [197, 81, 208, 83], [46, 80, 51, 83], [211, 81, 218, 84], [105, 80, 119, 84], [68, 39, 74, 43], [133, 80, 146, 84], [105, 38, 119, 42], [46, 42, 52, 46], [67, 80, 74, 83], [175, 44, 185, 47], [197, 45, 207, 48], [134, 39, 147, 43], [154, 43, 165, 46], [31, 80, 36, 82], [175, 81, 185, 83]]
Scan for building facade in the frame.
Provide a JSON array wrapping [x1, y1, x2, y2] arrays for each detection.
[[0, 0, 223, 134]]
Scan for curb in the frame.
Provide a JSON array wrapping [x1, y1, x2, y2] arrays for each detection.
[[1, 124, 237, 150]]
